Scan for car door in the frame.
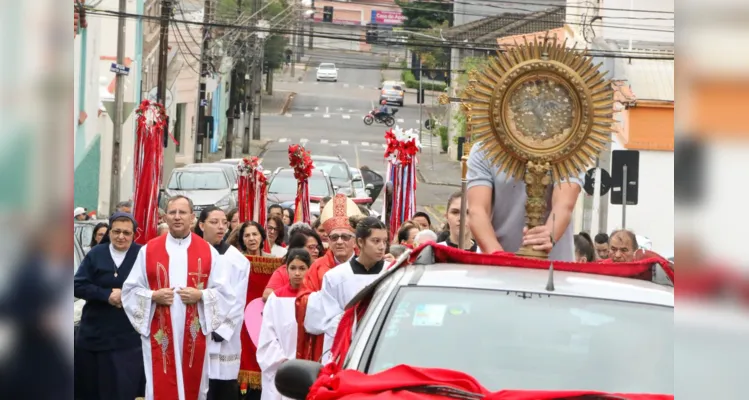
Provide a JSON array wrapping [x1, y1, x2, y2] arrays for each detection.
[[360, 168, 384, 199]]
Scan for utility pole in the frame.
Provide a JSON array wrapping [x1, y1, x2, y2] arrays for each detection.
[[308, 0, 314, 49], [290, 6, 297, 77], [251, 0, 264, 141], [226, 68, 238, 158], [296, 6, 303, 62], [109, 0, 127, 214], [156, 0, 172, 105], [195, 0, 214, 163]]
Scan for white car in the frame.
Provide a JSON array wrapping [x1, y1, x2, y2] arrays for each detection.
[[316, 63, 338, 82]]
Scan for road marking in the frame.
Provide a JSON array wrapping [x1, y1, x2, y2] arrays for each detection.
[[355, 145, 360, 169], [343, 83, 349, 88], [382, 143, 387, 148], [415, 119, 421, 124], [313, 82, 318, 85], [341, 140, 349, 145], [314, 106, 319, 111], [359, 85, 365, 89], [300, 138, 309, 145], [325, 106, 329, 114], [321, 139, 329, 144], [396, 118, 404, 123], [323, 114, 330, 118], [279, 138, 289, 143], [304, 114, 312, 117], [362, 141, 369, 146], [370, 100, 375, 110], [342, 114, 350, 119], [284, 113, 292, 117]]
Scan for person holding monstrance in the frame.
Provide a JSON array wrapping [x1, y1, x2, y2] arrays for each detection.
[[456, 39, 616, 262]]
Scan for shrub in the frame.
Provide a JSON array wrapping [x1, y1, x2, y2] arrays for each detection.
[[400, 70, 447, 92], [437, 126, 449, 152]]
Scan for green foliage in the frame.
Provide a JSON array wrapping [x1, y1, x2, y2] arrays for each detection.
[[400, 70, 447, 91], [437, 125, 449, 152], [264, 34, 287, 70], [452, 56, 489, 138], [395, 0, 453, 29]]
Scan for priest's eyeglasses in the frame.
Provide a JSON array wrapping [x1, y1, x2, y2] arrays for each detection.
[[329, 233, 354, 242], [110, 229, 133, 237]]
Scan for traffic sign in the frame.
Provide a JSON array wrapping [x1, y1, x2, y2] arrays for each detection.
[[146, 87, 174, 109], [583, 167, 612, 196], [110, 63, 130, 75], [610, 150, 639, 205]]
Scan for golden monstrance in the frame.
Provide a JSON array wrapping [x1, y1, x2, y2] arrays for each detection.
[[441, 36, 615, 259]]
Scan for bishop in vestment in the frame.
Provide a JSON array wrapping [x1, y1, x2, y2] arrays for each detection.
[[256, 249, 312, 400], [305, 216, 388, 364], [295, 194, 361, 362], [122, 196, 236, 400]]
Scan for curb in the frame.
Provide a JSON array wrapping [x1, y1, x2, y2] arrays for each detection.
[[257, 139, 274, 158], [421, 205, 446, 227], [280, 92, 296, 115]]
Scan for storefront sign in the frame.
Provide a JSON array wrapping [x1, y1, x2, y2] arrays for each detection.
[[371, 10, 405, 25]]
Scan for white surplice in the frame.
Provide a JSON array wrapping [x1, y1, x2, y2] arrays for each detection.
[[208, 245, 250, 380], [122, 234, 236, 400], [304, 261, 383, 365], [256, 293, 298, 400]]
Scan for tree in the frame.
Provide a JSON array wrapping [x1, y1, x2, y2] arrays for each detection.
[[395, 0, 452, 75], [452, 56, 488, 139]]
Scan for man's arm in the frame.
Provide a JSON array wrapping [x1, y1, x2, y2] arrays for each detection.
[[121, 247, 155, 336], [466, 145, 503, 253]]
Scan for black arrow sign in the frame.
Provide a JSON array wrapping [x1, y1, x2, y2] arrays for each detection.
[[584, 167, 612, 197]]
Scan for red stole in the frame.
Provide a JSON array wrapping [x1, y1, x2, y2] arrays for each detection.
[[145, 233, 212, 400], [295, 250, 341, 361], [239, 255, 284, 392]]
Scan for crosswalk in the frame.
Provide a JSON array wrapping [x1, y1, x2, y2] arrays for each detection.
[[276, 134, 441, 149], [297, 81, 377, 90], [282, 113, 421, 125]]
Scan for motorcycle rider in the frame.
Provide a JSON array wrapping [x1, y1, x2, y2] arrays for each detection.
[[374, 100, 389, 121]]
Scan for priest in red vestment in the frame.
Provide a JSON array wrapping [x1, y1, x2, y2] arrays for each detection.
[[122, 196, 236, 400], [295, 194, 361, 362]]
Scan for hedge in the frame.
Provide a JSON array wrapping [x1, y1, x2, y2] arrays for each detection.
[[400, 70, 447, 92]]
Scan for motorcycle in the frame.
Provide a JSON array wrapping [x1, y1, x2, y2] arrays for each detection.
[[363, 108, 398, 127]]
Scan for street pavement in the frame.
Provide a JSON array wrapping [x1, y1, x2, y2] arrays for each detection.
[[259, 48, 458, 227]]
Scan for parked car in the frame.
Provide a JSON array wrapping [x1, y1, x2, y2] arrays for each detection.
[[311, 155, 354, 197], [277, 245, 674, 398], [185, 162, 239, 187], [74, 220, 106, 328], [316, 62, 338, 82], [349, 167, 384, 201], [161, 166, 237, 212], [267, 168, 336, 216], [378, 80, 406, 106]]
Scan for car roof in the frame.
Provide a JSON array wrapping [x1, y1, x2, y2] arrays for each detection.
[[172, 166, 224, 172], [186, 162, 233, 170], [274, 168, 327, 177], [399, 263, 673, 307]]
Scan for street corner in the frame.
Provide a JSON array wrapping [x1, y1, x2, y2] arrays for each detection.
[[416, 165, 461, 187]]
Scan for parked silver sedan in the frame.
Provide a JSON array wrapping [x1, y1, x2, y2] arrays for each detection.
[[277, 245, 674, 398], [161, 166, 237, 212]]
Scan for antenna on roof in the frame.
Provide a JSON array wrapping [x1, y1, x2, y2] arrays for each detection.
[[545, 214, 556, 292]]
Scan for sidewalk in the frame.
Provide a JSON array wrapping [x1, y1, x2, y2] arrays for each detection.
[[382, 62, 446, 97], [417, 149, 461, 187], [205, 137, 275, 162], [274, 56, 311, 83], [261, 90, 295, 115]]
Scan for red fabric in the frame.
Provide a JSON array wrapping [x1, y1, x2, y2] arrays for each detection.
[[239, 255, 284, 389], [296, 250, 340, 361], [266, 266, 290, 292], [145, 233, 211, 400], [410, 242, 674, 284], [133, 100, 166, 245], [273, 283, 299, 298], [308, 364, 672, 400]]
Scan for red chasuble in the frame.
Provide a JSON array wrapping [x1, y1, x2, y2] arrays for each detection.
[[295, 250, 340, 362], [239, 255, 284, 391], [145, 233, 212, 400]]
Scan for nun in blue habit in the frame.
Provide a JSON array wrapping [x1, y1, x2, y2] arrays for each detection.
[[73, 212, 146, 400]]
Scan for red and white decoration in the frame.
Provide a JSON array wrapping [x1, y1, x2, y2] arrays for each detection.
[[382, 126, 421, 240], [288, 144, 315, 225], [133, 100, 168, 245], [236, 156, 268, 226]]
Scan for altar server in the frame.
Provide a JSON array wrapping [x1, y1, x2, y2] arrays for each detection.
[[122, 196, 236, 400], [305, 217, 388, 364], [194, 206, 250, 400], [257, 249, 311, 400]]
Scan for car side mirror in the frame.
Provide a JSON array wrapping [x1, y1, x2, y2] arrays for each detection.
[[275, 359, 323, 400], [333, 185, 340, 192], [377, 86, 382, 90], [263, 170, 271, 176], [232, 183, 238, 191]]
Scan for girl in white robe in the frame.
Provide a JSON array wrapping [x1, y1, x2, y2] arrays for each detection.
[[256, 249, 312, 400]]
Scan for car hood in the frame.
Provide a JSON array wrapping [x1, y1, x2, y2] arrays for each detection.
[[267, 192, 297, 204], [166, 189, 231, 205]]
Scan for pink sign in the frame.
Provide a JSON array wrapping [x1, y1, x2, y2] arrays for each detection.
[[372, 10, 405, 25], [244, 298, 265, 347]]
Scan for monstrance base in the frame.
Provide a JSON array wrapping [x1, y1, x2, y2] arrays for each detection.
[[516, 245, 549, 259]]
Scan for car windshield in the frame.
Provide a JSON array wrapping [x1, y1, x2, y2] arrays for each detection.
[[352, 176, 364, 189], [368, 287, 673, 394], [383, 83, 403, 91], [315, 161, 349, 181], [319, 64, 335, 70], [167, 171, 228, 190], [269, 173, 331, 197]]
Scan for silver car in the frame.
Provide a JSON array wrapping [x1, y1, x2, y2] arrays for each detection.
[[379, 80, 405, 106], [276, 246, 674, 398], [161, 166, 237, 212]]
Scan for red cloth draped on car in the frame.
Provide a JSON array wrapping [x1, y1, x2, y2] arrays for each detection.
[[306, 243, 674, 400]]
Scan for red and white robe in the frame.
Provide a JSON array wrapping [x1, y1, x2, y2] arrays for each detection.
[[122, 233, 236, 400], [256, 284, 300, 400]]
